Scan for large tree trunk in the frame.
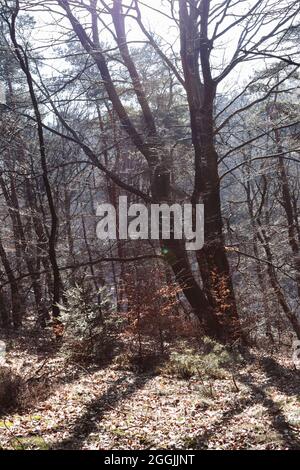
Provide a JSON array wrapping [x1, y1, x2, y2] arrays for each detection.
[[57, 0, 241, 342], [178, 0, 240, 342], [194, 149, 240, 341], [162, 237, 222, 338]]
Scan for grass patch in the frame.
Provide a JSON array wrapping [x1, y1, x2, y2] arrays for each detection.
[[10, 436, 49, 450], [160, 338, 242, 380]]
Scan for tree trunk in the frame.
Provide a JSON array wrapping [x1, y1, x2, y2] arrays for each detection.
[[0, 238, 23, 328], [9, 13, 62, 318]]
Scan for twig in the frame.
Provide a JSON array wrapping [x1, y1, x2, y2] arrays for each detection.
[[232, 374, 240, 392]]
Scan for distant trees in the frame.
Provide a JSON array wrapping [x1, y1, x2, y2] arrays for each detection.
[[0, 0, 299, 343], [221, 68, 300, 339]]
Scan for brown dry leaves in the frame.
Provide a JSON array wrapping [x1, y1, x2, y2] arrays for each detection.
[[0, 350, 300, 450]]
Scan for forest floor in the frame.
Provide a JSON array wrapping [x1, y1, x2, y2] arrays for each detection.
[[0, 335, 300, 450]]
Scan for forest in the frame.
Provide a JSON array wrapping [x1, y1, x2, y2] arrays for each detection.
[[0, 0, 300, 452]]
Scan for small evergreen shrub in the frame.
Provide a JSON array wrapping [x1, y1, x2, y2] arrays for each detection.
[[58, 285, 121, 363]]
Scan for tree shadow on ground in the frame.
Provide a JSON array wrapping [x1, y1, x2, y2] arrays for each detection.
[[0, 327, 63, 363], [257, 355, 300, 396], [189, 354, 300, 449], [239, 372, 300, 448], [51, 373, 151, 450]]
